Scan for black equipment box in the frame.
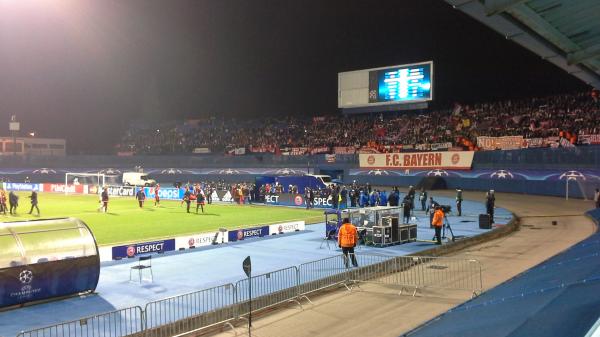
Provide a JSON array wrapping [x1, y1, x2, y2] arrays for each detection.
[[373, 226, 392, 246], [479, 214, 492, 229], [398, 224, 417, 243]]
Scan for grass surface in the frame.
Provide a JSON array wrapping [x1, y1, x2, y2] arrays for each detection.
[[1, 192, 324, 245]]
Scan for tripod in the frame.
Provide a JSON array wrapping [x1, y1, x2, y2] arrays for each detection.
[[441, 215, 455, 241]]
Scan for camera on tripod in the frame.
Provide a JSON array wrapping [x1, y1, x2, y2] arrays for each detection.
[[440, 205, 452, 213]]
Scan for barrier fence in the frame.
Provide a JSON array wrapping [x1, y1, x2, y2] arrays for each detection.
[[16, 254, 482, 337], [235, 266, 300, 317], [349, 255, 483, 297], [143, 284, 236, 337], [17, 306, 144, 337]]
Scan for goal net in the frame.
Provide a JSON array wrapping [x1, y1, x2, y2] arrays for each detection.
[[64, 172, 107, 194]]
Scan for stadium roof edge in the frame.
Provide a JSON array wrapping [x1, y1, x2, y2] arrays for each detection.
[[445, 0, 600, 89]]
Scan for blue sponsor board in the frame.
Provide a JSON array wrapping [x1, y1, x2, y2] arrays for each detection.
[[143, 187, 184, 200], [111, 239, 176, 260], [264, 193, 333, 208], [228, 226, 269, 242], [4, 183, 41, 191], [0, 256, 99, 308]]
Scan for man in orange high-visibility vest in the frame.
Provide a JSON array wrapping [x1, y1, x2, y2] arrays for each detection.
[[432, 205, 445, 245], [338, 218, 359, 268]]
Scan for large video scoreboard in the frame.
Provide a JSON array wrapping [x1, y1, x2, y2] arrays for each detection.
[[338, 61, 433, 111]]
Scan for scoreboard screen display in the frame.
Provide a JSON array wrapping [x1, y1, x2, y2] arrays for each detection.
[[368, 62, 432, 103]]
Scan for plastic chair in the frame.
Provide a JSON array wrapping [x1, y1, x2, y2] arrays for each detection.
[[130, 255, 153, 283], [320, 229, 337, 250]]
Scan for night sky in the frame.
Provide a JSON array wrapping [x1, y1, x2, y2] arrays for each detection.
[[0, 0, 589, 153]]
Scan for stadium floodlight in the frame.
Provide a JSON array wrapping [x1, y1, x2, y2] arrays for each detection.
[[64, 172, 106, 195]]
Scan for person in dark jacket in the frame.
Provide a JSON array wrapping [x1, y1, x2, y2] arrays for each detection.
[[402, 195, 412, 223], [456, 188, 463, 216], [183, 187, 192, 213], [28, 190, 40, 216], [486, 190, 495, 223], [419, 188, 428, 211], [388, 190, 399, 207], [98, 187, 109, 213], [9, 191, 19, 215], [136, 188, 146, 208]]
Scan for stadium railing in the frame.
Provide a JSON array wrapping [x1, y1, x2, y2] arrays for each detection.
[[15, 254, 482, 337], [348, 255, 483, 298], [142, 284, 236, 337], [16, 306, 144, 337]]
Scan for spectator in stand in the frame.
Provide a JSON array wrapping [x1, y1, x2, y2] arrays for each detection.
[[116, 92, 600, 155]]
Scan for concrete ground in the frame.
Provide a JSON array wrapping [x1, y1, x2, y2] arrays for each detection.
[[210, 192, 597, 337]]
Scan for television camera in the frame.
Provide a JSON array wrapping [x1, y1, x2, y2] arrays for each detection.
[[440, 205, 452, 214]]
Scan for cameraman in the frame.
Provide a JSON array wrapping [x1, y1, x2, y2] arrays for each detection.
[[432, 205, 444, 245]]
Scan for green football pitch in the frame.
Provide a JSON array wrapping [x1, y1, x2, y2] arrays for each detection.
[[1, 192, 324, 246]]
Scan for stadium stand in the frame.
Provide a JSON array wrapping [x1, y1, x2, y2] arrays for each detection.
[[117, 91, 600, 155]]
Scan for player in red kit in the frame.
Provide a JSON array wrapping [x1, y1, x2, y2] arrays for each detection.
[[154, 183, 160, 207]]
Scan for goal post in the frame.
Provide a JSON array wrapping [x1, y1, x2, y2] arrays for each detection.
[[64, 172, 106, 195]]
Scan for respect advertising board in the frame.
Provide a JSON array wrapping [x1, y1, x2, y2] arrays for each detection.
[[174, 231, 229, 250], [111, 239, 176, 259], [228, 226, 270, 242], [359, 151, 474, 170], [268, 221, 305, 235], [264, 193, 333, 208]]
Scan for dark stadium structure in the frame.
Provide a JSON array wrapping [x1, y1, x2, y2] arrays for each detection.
[[1, 1, 600, 337]]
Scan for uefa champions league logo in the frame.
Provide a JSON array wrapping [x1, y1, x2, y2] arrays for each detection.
[[275, 168, 303, 175], [490, 170, 514, 179], [32, 168, 57, 174], [427, 169, 449, 177], [367, 169, 389, 175], [19, 270, 33, 285], [218, 169, 240, 175], [559, 170, 586, 181], [161, 168, 182, 174], [99, 168, 121, 174]]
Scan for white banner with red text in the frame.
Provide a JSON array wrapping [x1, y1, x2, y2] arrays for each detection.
[[359, 151, 474, 170], [477, 136, 524, 151]]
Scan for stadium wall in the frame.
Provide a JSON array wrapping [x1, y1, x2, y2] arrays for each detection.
[[0, 146, 599, 198], [350, 175, 596, 199]]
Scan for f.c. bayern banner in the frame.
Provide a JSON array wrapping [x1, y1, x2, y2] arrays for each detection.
[[359, 151, 474, 170]]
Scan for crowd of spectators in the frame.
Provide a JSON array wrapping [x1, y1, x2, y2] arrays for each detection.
[[116, 91, 600, 155]]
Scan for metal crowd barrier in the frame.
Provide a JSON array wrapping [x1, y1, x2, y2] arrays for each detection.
[[297, 255, 353, 295], [349, 255, 483, 297], [15, 254, 482, 337], [143, 284, 236, 337], [235, 266, 301, 317], [17, 306, 144, 337]]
